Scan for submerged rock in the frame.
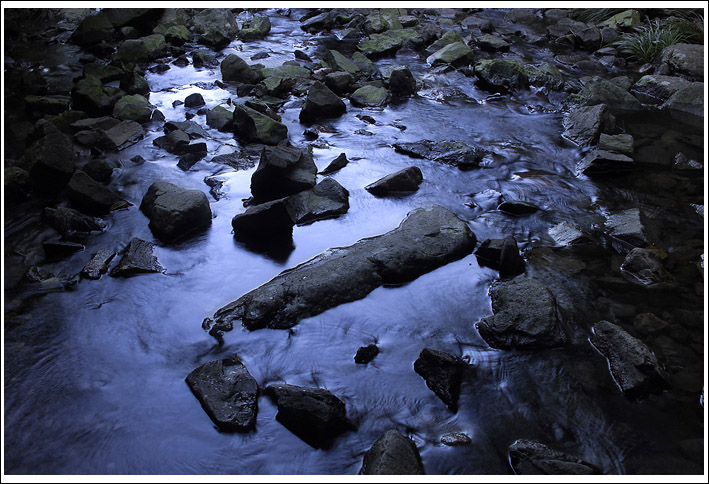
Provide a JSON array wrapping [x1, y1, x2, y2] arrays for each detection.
[[414, 348, 466, 411], [393, 140, 486, 170], [208, 206, 476, 331], [589, 320, 669, 398], [185, 355, 259, 432], [110, 238, 164, 277], [140, 181, 212, 243], [441, 433, 471, 446], [43, 207, 105, 236], [365, 166, 423, 196], [299, 81, 346, 123], [250, 144, 317, 203], [359, 430, 425, 475], [620, 248, 676, 289], [509, 439, 600, 475], [81, 249, 116, 280], [264, 383, 354, 449]]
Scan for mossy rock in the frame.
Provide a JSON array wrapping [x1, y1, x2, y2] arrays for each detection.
[[140, 34, 166, 60], [233, 104, 288, 145], [429, 30, 464, 51], [323, 50, 360, 76], [357, 31, 404, 58], [526, 62, 564, 91], [113, 94, 153, 123], [164, 25, 191, 45], [240, 15, 271, 40], [263, 64, 312, 80], [474, 59, 528, 92], [427, 42, 474, 67], [114, 39, 149, 65], [566, 76, 643, 115], [350, 85, 389, 107], [601, 9, 641, 29]]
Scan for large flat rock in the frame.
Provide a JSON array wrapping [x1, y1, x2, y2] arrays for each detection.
[[509, 439, 600, 474], [207, 206, 476, 332]]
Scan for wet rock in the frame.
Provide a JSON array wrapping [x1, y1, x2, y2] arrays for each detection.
[[567, 76, 643, 115], [476, 278, 567, 349], [428, 42, 475, 67], [463, 14, 493, 32], [354, 344, 379, 364], [72, 76, 124, 116], [206, 106, 234, 132], [24, 95, 71, 117], [319, 152, 348, 175], [4, 167, 32, 202], [263, 383, 354, 449], [185, 355, 258, 432], [209, 206, 476, 331], [598, 133, 633, 156], [43, 240, 85, 260], [294, 50, 311, 62], [441, 433, 471, 446], [233, 104, 288, 145], [474, 59, 528, 92], [184, 92, 205, 108], [70, 116, 120, 133], [526, 63, 565, 91], [192, 8, 239, 48], [250, 144, 317, 203], [140, 33, 166, 60], [220, 54, 262, 84], [414, 348, 465, 411], [323, 50, 359, 75], [177, 153, 205, 171], [475, 236, 525, 278], [655, 43, 704, 82], [70, 12, 115, 46], [103, 8, 162, 31], [299, 81, 346, 123], [365, 166, 423, 196], [120, 69, 150, 95], [577, 149, 634, 176], [192, 49, 218, 68], [359, 430, 425, 475], [239, 15, 271, 40], [113, 39, 149, 65], [357, 31, 404, 58], [589, 320, 669, 398], [254, 76, 296, 98], [81, 249, 116, 279], [620, 248, 676, 289], [604, 208, 649, 250], [428, 30, 464, 52], [547, 222, 588, 247], [350, 85, 388, 107], [112, 94, 153, 123], [43, 207, 105, 236], [110, 238, 164, 277], [140, 181, 212, 243], [630, 75, 692, 104], [476, 34, 510, 52], [27, 127, 77, 194], [393, 140, 486, 170], [498, 201, 539, 216], [300, 12, 333, 32], [164, 24, 191, 45], [633, 313, 669, 336], [285, 177, 349, 225], [67, 171, 129, 215], [232, 198, 295, 240], [661, 82, 703, 130], [562, 104, 615, 147], [388, 66, 417, 98], [509, 440, 600, 475], [325, 71, 353, 94], [153, 129, 189, 153], [672, 152, 703, 176]]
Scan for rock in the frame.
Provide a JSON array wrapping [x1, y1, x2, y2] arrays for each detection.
[[72, 76, 124, 116], [655, 43, 704, 82], [113, 39, 149, 65], [81, 249, 116, 279], [42, 207, 105, 236], [184, 92, 205, 108], [498, 201, 539, 216], [589, 320, 669, 398], [140, 181, 212, 243], [359, 430, 425, 475], [232, 198, 295, 240], [428, 30, 464, 52], [319, 153, 348, 175], [476, 278, 567, 349], [70, 12, 115, 45], [601, 9, 641, 29], [220, 54, 262, 84], [140, 33, 166, 60], [233, 104, 288, 145], [24, 95, 72, 117], [120, 69, 150, 95], [509, 440, 600, 475], [300, 12, 333, 32], [325, 72, 353, 94], [547, 222, 588, 247], [4, 167, 31, 202], [441, 433, 471, 446], [165, 120, 207, 139], [82, 159, 114, 184], [263, 383, 354, 449], [206, 106, 234, 131], [285, 177, 349, 225], [570, 24, 601, 50], [354, 344, 379, 364], [476, 34, 510, 52], [365, 166, 423, 196], [67, 171, 130, 215], [357, 31, 404, 58], [100, 120, 144, 151], [630, 75, 692, 104], [672, 152, 703, 176], [70, 116, 121, 133], [604, 208, 649, 251], [27, 127, 77, 194], [207, 206, 476, 331], [103, 8, 163, 31], [192, 49, 218, 68], [567, 77, 643, 115], [388, 66, 417, 98], [177, 153, 205, 171], [562, 104, 615, 147], [661, 82, 704, 130], [427, 42, 475, 67], [185, 355, 259, 432], [255, 76, 296, 98], [250, 144, 316, 203], [526, 63, 565, 91], [577, 149, 634, 176], [112, 94, 153, 123], [164, 24, 191, 45], [633, 313, 669, 336], [413, 348, 465, 411], [42, 239, 85, 261], [393, 140, 486, 170], [294, 49, 311, 61], [323, 50, 359, 75], [239, 15, 271, 40], [474, 236, 525, 278], [474, 59, 528, 92], [299, 81, 346, 123], [620, 248, 676, 289], [350, 85, 388, 107], [192, 8, 239, 48], [463, 15, 493, 32], [153, 129, 190, 153], [598, 133, 633, 156], [110, 238, 164, 277]]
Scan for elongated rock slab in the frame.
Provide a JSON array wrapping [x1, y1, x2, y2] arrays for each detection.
[[509, 439, 600, 475], [207, 206, 476, 331]]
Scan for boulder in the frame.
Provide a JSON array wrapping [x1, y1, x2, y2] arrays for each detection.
[[428, 42, 475, 67], [206, 106, 234, 131], [354, 344, 379, 364], [206, 206, 476, 331], [562, 104, 615, 147], [413, 348, 465, 411], [577, 149, 634, 176], [184, 92, 205, 108], [359, 430, 425, 475], [299, 81, 346, 123], [233, 104, 288, 145], [4, 167, 31, 202], [357, 31, 404, 58], [325, 71, 353, 94], [476, 278, 567, 349], [165, 120, 207, 139], [140, 33, 167, 60], [526, 63, 565, 91], [655, 43, 704, 82], [120, 69, 150, 95], [388, 66, 417, 98], [153, 129, 190, 153], [428, 30, 464, 52], [140, 181, 212, 243], [476, 34, 510, 52], [192, 49, 218, 68], [82, 158, 114, 184], [509, 440, 600, 475], [620, 248, 676, 289], [192, 8, 239, 48], [589, 320, 669, 398], [393, 140, 486, 170], [99, 120, 144, 151], [113, 39, 150, 64], [70, 12, 115, 45], [300, 12, 333, 32], [365, 166, 423, 196], [630, 75, 692, 104], [220, 54, 262, 84], [232, 198, 295, 240], [185, 355, 259, 432], [661, 82, 704, 130], [42, 207, 105, 236], [164, 24, 191, 45], [567, 77, 643, 115], [103, 8, 163, 31], [474, 236, 525, 278], [110, 238, 164, 277], [24, 95, 72, 117], [263, 383, 354, 449], [255, 76, 296, 98], [81, 249, 116, 280], [598, 133, 633, 156], [239, 15, 271, 40], [113, 94, 153, 123], [285, 177, 349, 225], [350, 85, 388, 107], [323, 50, 359, 76], [72, 76, 124, 116], [474, 59, 528, 92], [27, 127, 77, 194], [250, 144, 317, 202], [319, 152, 348, 175], [67, 171, 130, 215]]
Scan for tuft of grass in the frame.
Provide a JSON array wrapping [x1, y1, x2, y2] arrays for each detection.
[[613, 18, 697, 64], [570, 8, 628, 24]]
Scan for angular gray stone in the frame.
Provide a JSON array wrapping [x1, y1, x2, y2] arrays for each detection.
[[99, 120, 144, 151], [72, 76, 125, 116], [220, 54, 261, 84], [414, 348, 465, 411], [562, 104, 615, 147], [299, 81, 346, 123], [365, 166, 423, 196], [319, 152, 349, 175], [604, 208, 649, 250], [232, 198, 295, 240], [324, 71, 354, 95], [113, 94, 153, 123], [206, 106, 234, 131], [359, 430, 425, 475], [567, 76, 643, 115], [598, 133, 633, 156], [113, 39, 149, 64], [140, 33, 166, 60], [43, 207, 105, 236], [393, 140, 486, 170], [357, 31, 404, 58], [589, 320, 669, 398], [233, 104, 288, 145], [509, 440, 600, 475], [140, 181, 212, 243], [110, 238, 164, 277], [192, 8, 239, 47], [620, 248, 676, 289], [655, 43, 704, 82], [476, 278, 567, 349], [239, 15, 271, 40], [153, 129, 189, 153], [82, 158, 114, 184], [285, 177, 349, 225], [577, 149, 634, 176], [323, 50, 359, 75], [70, 12, 115, 46], [476, 34, 510, 52], [630, 75, 692, 104], [81, 249, 116, 280], [474, 59, 528, 92], [388, 66, 417, 98], [185, 355, 259, 432], [428, 30, 464, 52], [208, 206, 476, 331], [67, 171, 129, 215], [27, 127, 77, 194]]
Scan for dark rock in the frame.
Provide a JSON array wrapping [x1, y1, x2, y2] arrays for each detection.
[[672, 152, 703, 176], [598, 133, 633, 156], [208, 206, 476, 331], [303, 128, 319, 140], [233, 104, 288, 145], [110, 238, 164, 277], [526, 63, 565, 91], [185, 355, 259, 432], [428, 30, 464, 52], [620, 248, 676, 289], [113, 39, 149, 65], [164, 24, 191, 45], [120, 69, 150, 95], [441, 433, 471, 446], [180, 142, 208, 156], [67, 171, 129, 215], [263, 383, 354, 449], [474, 59, 528, 92], [70, 12, 115, 46], [354, 344, 379, 364], [655, 43, 704, 82], [206, 106, 234, 132], [299, 81, 346, 123], [475, 236, 525, 278], [294, 49, 311, 61], [476, 34, 510, 52], [4, 167, 32, 203], [210, 150, 258, 171], [140, 33, 167, 60], [577, 149, 634, 176], [184, 92, 205, 108], [388, 66, 417, 98], [164, 120, 207, 139], [498, 201, 540, 216], [232, 198, 295, 240], [192, 49, 218, 68], [413, 348, 465, 411], [250, 144, 317, 203], [300, 12, 333, 32], [43, 239, 85, 260], [661, 82, 704, 130], [43, 207, 105, 236], [130, 155, 146, 164], [239, 16, 271, 40], [204, 176, 226, 200], [285, 177, 349, 225], [140, 181, 212, 243], [562, 104, 615, 147], [633, 313, 669, 336], [323, 50, 360, 76], [81, 249, 116, 279], [153, 129, 189, 153], [509, 440, 600, 475], [82, 159, 113, 184], [393, 140, 486, 170], [325, 71, 353, 94], [359, 430, 425, 475], [630, 75, 692, 104], [103, 8, 163, 31], [476, 278, 567, 349], [365, 166, 423, 196], [192, 8, 239, 48], [27, 127, 77, 194], [567, 76, 643, 115], [24, 95, 71, 117], [221, 54, 261, 84], [319, 152, 348, 175], [177, 153, 205, 171], [589, 320, 669, 398], [250, 52, 270, 60], [113, 94, 153, 123], [70, 116, 121, 133], [72, 76, 124, 117], [99, 120, 144, 151]]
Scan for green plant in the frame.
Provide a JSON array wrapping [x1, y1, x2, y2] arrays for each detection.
[[570, 8, 627, 24], [613, 18, 696, 64]]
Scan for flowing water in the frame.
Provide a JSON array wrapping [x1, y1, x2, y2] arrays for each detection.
[[3, 9, 705, 475]]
